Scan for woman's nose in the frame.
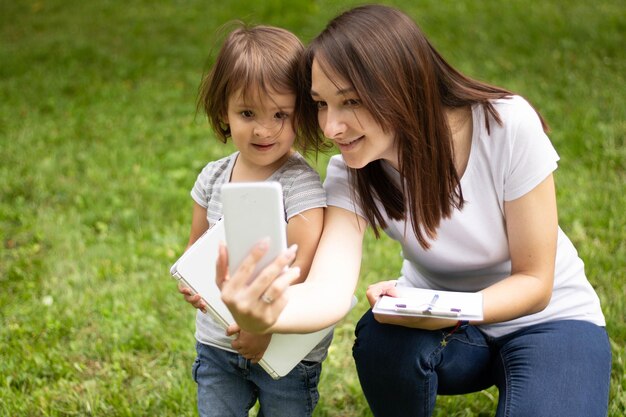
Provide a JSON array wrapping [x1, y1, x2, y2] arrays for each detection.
[[321, 109, 346, 139]]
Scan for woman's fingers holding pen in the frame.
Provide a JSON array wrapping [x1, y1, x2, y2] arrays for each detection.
[[366, 280, 399, 307]]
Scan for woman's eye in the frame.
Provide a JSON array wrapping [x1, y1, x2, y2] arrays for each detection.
[[240, 110, 254, 118], [344, 98, 361, 107], [315, 101, 327, 110]]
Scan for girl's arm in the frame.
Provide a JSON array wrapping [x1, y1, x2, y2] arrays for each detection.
[[218, 206, 367, 334], [178, 202, 210, 311], [186, 202, 210, 249], [286, 207, 325, 282]]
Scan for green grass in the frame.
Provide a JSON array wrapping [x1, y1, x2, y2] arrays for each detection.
[[1, 0, 624, 415]]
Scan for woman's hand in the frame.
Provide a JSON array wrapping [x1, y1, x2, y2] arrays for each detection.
[[178, 283, 208, 313], [227, 325, 272, 363], [216, 240, 301, 334], [365, 280, 399, 307], [367, 280, 457, 329]]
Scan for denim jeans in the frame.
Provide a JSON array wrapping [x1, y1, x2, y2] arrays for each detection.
[[353, 310, 611, 417], [192, 342, 322, 417]]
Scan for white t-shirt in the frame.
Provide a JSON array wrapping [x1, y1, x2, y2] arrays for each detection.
[[324, 95, 605, 337]]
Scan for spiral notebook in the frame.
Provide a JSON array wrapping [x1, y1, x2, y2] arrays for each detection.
[[373, 286, 483, 321]]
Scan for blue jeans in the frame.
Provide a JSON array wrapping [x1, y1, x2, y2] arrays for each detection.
[[192, 342, 322, 417], [353, 310, 611, 417]]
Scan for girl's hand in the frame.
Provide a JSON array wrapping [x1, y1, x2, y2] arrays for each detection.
[[178, 283, 208, 313], [228, 327, 272, 363], [216, 240, 300, 334], [365, 280, 399, 307]]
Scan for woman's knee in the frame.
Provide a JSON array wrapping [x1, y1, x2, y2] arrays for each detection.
[[352, 309, 442, 372]]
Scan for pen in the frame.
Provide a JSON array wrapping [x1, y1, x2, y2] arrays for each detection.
[[394, 305, 461, 317], [426, 294, 439, 312]]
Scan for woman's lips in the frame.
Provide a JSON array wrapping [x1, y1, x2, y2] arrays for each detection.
[[336, 136, 364, 151]]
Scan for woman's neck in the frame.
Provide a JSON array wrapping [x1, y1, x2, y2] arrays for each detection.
[[446, 106, 473, 178]]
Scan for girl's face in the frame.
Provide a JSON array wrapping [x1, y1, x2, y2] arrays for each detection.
[[225, 87, 296, 178], [310, 58, 398, 170]]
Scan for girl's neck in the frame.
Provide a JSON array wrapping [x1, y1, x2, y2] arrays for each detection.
[[229, 150, 292, 182]]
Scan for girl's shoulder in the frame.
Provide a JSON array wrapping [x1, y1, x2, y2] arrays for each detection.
[[273, 152, 322, 182], [198, 152, 237, 179]]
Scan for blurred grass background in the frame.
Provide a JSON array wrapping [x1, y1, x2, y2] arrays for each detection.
[[0, 0, 624, 415]]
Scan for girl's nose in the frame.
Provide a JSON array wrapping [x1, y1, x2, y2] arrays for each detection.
[[253, 122, 273, 138]]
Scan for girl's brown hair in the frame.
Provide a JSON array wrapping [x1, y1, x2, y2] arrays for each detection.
[[296, 4, 548, 249], [198, 23, 304, 145]]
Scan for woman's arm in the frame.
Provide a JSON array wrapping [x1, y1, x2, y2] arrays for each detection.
[[479, 173, 557, 323], [218, 206, 367, 334], [369, 174, 558, 329]]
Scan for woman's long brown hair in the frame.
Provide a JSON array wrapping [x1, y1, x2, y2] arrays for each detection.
[[296, 4, 548, 249]]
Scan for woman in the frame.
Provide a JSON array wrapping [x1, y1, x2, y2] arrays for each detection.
[[216, 5, 611, 416]]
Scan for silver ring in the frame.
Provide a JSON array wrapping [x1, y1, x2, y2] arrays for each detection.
[[261, 294, 274, 304]]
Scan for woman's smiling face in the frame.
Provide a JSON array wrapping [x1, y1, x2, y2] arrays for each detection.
[[310, 58, 398, 170]]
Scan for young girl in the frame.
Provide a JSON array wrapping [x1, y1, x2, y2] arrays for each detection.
[[178, 24, 329, 417], [216, 5, 611, 417]]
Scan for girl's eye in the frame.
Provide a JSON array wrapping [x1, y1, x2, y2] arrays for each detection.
[[274, 112, 290, 120], [240, 110, 254, 118]]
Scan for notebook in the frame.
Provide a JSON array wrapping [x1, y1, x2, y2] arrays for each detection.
[[373, 286, 483, 321], [169, 218, 336, 379]]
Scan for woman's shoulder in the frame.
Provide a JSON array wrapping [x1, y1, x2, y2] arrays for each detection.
[[327, 154, 349, 176], [490, 95, 541, 123], [475, 95, 545, 142]]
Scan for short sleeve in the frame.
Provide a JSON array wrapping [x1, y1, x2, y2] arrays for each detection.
[[323, 155, 365, 218], [190, 154, 234, 209], [502, 97, 560, 201], [191, 165, 212, 208], [283, 167, 327, 220]]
